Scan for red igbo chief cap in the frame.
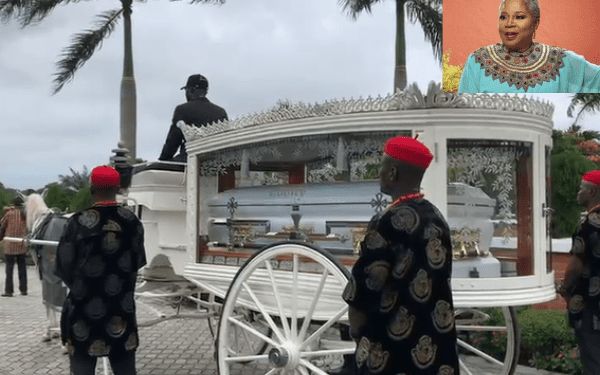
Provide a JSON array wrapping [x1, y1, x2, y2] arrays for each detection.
[[384, 136, 433, 170], [583, 170, 600, 186], [90, 165, 121, 188]]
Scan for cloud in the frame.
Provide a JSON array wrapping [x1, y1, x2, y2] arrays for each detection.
[[0, 0, 598, 190]]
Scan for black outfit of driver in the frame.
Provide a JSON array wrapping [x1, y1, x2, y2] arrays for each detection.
[[159, 74, 228, 162]]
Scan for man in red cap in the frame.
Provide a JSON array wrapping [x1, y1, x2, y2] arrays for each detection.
[[55, 165, 147, 375], [558, 170, 600, 374], [342, 136, 458, 374]]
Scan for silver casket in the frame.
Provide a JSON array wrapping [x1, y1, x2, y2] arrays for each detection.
[[206, 180, 501, 278]]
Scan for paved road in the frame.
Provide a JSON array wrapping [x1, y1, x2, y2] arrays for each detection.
[[0, 264, 565, 375]]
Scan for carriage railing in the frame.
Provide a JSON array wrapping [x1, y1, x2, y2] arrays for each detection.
[[184, 262, 347, 322], [2, 236, 60, 247]]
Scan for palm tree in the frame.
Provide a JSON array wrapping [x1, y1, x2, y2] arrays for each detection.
[[59, 166, 91, 192], [0, 0, 224, 159], [340, 0, 442, 91], [568, 94, 600, 139]]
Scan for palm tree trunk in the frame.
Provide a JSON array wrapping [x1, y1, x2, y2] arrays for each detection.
[[394, 0, 407, 91], [120, 0, 137, 160]]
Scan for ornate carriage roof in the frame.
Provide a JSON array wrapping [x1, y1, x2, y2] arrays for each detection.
[[179, 81, 554, 142]]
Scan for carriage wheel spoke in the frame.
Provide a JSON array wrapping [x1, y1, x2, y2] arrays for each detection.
[[224, 354, 269, 363], [265, 261, 292, 339], [240, 322, 256, 351], [230, 312, 278, 348], [300, 348, 355, 358], [300, 359, 329, 375], [457, 339, 504, 366], [265, 369, 280, 375], [292, 254, 299, 339], [242, 281, 285, 343], [456, 324, 507, 332], [302, 306, 348, 348], [298, 268, 329, 341], [459, 358, 474, 375]]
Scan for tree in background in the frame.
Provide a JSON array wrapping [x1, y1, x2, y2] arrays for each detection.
[[546, 94, 600, 237], [58, 166, 93, 211], [578, 139, 600, 164], [442, 51, 462, 93], [0, 0, 225, 159], [551, 130, 598, 238], [43, 183, 75, 212], [70, 187, 93, 212], [568, 94, 600, 131], [0, 183, 12, 212], [340, 0, 442, 91], [59, 166, 90, 192]]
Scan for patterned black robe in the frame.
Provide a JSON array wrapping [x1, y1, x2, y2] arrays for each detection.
[[343, 199, 458, 374], [568, 208, 600, 329], [54, 205, 147, 357]]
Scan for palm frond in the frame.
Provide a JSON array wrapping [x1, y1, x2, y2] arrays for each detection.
[[1, 0, 89, 26], [52, 8, 122, 94], [406, 0, 442, 63], [338, 0, 385, 19], [567, 93, 600, 125], [0, 0, 26, 23], [582, 130, 600, 140], [18, 0, 64, 26]]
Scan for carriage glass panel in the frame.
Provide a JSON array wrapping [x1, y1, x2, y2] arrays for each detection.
[[447, 139, 534, 278], [199, 131, 412, 261]]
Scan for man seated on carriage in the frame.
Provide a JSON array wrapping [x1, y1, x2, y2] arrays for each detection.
[[158, 74, 228, 162], [343, 136, 459, 374]]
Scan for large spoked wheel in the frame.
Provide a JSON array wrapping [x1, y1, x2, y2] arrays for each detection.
[[210, 306, 273, 363], [456, 306, 520, 375], [217, 242, 354, 375]]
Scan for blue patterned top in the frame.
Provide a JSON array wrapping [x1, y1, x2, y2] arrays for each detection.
[[458, 43, 600, 93]]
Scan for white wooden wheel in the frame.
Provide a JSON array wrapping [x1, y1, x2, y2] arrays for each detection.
[[210, 306, 273, 363], [217, 242, 353, 375], [456, 306, 520, 375]]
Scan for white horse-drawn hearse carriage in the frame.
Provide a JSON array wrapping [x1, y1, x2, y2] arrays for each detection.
[[125, 83, 557, 375]]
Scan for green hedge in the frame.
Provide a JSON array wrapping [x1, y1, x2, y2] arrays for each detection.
[[519, 308, 581, 374], [462, 307, 582, 374]]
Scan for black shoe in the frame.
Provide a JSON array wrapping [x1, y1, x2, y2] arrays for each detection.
[[20, 292, 27, 296], [1, 293, 13, 297]]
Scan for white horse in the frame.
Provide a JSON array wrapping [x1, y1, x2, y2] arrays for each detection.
[[25, 193, 69, 342]]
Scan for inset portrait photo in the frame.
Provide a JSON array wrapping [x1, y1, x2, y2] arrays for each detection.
[[442, 0, 600, 93]]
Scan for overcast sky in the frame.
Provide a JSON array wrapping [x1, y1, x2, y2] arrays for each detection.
[[0, 0, 599, 190]]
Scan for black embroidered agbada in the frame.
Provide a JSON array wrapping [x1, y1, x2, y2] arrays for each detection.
[[343, 199, 458, 375], [567, 208, 600, 330], [55, 205, 147, 357]]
